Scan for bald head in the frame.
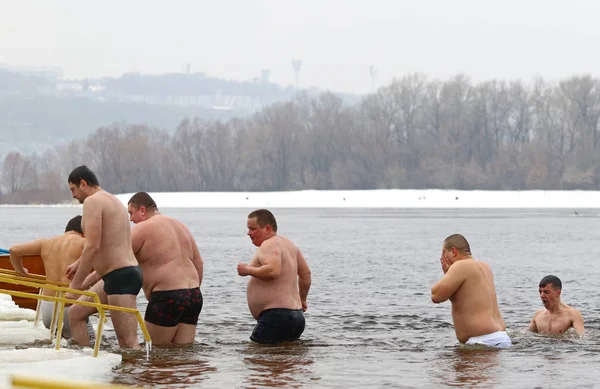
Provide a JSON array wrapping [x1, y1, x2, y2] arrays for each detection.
[[443, 234, 472, 255]]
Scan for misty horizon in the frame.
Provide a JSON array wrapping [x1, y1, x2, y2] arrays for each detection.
[[3, 0, 600, 94]]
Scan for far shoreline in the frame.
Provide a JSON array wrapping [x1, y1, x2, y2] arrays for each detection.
[[0, 189, 599, 209]]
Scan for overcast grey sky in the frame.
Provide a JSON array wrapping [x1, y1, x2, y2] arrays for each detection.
[[1, 0, 599, 94]]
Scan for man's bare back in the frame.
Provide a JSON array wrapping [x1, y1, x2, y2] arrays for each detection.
[[132, 214, 201, 298], [10, 233, 83, 296], [431, 234, 510, 348], [128, 192, 204, 345], [444, 260, 506, 342], [9, 215, 85, 337], [81, 190, 138, 277], [40, 234, 85, 294]]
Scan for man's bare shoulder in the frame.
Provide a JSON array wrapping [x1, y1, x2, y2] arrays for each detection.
[[449, 259, 476, 271], [277, 235, 299, 249], [563, 304, 583, 317], [259, 236, 284, 255], [83, 192, 102, 206], [532, 308, 545, 319]]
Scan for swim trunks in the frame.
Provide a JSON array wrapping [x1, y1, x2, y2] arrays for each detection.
[[144, 287, 203, 327], [466, 330, 512, 348], [41, 300, 72, 339], [41, 300, 93, 339], [102, 266, 143, 295], [250, 308, 305, 344]]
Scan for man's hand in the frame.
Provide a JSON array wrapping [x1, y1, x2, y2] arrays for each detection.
[[237, 263, 251, 276], [301, 300, 308, 312], [440, 255, 452, 274], [66, 260, 80, 280], [15, 268, 28, 277]]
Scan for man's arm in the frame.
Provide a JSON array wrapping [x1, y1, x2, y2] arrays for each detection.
[[572, 309, 585, 337], [70, 198, 102, 290], [189, 234, 204, 286], [297, 248, 311, 311], [528, 313, 539, 332], [131, 224, 144, 258], [9, 239, 44, 276], [81, 270, 101, 290], [244, 242, 282, 281], [431, 262, 466, 303]]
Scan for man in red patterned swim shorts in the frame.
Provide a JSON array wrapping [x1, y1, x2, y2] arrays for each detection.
[[127, 192, 204, 345]]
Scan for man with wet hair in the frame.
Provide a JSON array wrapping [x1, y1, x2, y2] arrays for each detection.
[[8, 215, 85, 338], [127, 192, 204, 345], [528, 275, 584, 336], [237, 209, 312, 344], [431, 234, 511, 348], [65, 165, 142, 349]]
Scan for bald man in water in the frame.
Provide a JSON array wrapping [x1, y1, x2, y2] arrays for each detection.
[[9, 215, 85, 338], [431, 234, 511, 348]]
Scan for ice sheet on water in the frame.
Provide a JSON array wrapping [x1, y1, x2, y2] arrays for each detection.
[[0, 348, 122, 387]]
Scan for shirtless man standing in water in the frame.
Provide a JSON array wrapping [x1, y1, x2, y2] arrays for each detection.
[[9, 215, 84, 338], [431, 234, 511, 348], [528, 275, 584, 337], [127, 192, 204, 345], [65, 165, 142, 349], [237, 209, 312, 344]]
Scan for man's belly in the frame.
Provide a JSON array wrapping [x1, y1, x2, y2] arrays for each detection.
[[247, 283, 301, 320]]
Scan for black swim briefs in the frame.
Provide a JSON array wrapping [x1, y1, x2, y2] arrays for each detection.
[[250, 308, 305, 344], [102, 265, 143, 295]]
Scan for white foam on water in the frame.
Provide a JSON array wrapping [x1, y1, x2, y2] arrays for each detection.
[[112, 189, 600, 209]]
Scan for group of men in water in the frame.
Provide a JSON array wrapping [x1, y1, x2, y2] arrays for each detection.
[[8, 165, 312, 348], [7, 164, 584, 350], [431, 234, 585, 348]]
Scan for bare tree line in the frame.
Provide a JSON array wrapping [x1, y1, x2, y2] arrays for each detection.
[[2, 73, 600, 204]]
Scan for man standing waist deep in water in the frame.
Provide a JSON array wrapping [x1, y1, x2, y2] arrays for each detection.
[[431, 234, 511, 348], [237, 209, 312, 344]]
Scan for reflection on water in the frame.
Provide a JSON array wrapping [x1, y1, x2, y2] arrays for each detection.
[[111, 344, 217, 388], [241, 342, 319, 388], [432, 346, 502, 388]]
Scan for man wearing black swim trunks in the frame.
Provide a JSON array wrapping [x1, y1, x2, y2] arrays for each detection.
[[128, 192, 204, 345], [237, 209, 312, 344], [65, 165, 142, 349]]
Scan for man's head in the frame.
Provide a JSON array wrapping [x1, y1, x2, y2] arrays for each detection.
[[539, 275, 562, 309], [247, 209, 277, 247], [67, 165, 100, 204], [127, 192, 158, 224], [441, 234, 472, 264], [65, 215, 83, 235]]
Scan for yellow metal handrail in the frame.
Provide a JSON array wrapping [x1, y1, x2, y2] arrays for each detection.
[[0, 268, 66, 285], [0, 271, 101, 343], [10, 375, 140, 389], [0, 272, 151, 357]]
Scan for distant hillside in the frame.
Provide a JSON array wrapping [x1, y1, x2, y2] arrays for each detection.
[[0, 67, 361, 156]]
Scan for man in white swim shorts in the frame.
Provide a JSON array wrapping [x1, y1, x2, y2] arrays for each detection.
[[431, 234, 511, 349]]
